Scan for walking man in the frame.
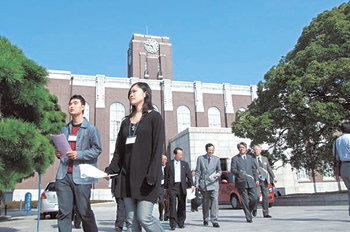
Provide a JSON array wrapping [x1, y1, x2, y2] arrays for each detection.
[[334, 121, 350, 216], [195, 143, 221, 228], [231, 142, 259, 223], [55, 95, 102, 232], [252, 145, 277, 218], [164, 148, 195, 230]]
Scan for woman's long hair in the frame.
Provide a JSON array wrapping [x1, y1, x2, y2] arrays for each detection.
[[126, 82, 154, 120]]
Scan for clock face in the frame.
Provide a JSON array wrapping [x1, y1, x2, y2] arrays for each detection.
[[144, 39, 159, 53]]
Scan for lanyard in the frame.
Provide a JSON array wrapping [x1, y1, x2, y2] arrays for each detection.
[[128, 122, 139, 136]]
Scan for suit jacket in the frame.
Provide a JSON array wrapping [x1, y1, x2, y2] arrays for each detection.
[[164, 160, 194, 194], [256, 155, 275, 184], [231, 154, 258, 189], [195, 154, 222, 191]]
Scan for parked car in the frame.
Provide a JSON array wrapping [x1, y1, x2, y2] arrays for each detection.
[[40, 181, 58, 219], [218, 171, 274, 209]]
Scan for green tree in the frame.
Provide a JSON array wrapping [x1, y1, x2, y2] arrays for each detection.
[[232, 3, 350, 192], [0, 37, 66, 197]]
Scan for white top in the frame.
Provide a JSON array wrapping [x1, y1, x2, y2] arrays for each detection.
[[174, 160, 181, 183]]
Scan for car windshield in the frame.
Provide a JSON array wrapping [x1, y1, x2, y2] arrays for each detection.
[[46, 182, 56, 191], [221, 172, 235, 183]]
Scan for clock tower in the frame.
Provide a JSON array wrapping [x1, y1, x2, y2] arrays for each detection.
[[127, 34, 173, 80]]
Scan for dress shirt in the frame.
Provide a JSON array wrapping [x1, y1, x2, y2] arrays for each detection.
[[334, 133, 350, 161], [257, 156, 263, 167], [174, 160, 181, 183], [241, 154, 246, 160], [161, 165, 165, 185]]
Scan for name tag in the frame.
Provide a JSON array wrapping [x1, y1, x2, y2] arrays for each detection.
[[126, 136, 136, 144], [68, 135, 77, 142]]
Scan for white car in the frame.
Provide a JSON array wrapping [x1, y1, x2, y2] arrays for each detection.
[[40, 181, 58, 219]]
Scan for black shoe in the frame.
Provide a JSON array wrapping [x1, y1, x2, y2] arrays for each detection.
[[179, 225, 185, 228], [247, 219, 253, 223], [264, 215, 272, 218], [115, 227, 122, 232], [213, 223, 220, 228], [159, 216, 163, 221], [170, 226, 176, 230], [203, 221, 208, 226], [252, 209, 257, 217], [164, 216, 169, 221]]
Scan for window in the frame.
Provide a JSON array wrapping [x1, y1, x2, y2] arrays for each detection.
[[110, 103, 126, 142], [208, 107, 221, 128], [297, 168, 310, 181], [177, 105, 191, 133], [83, 102, 90, 121]]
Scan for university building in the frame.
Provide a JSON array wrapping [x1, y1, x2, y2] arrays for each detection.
[[12, 34, 342, 201]]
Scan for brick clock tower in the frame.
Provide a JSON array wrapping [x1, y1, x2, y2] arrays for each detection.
[[128, 34, 172, 80]]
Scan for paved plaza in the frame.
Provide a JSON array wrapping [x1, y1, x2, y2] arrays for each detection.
[[0, 202, 349, 232]]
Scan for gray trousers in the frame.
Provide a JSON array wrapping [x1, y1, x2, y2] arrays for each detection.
[[56, 173, 98, 232], [341, 163, 350, 216], [200, 189, 219, 223], [255, 181, 269, 216]]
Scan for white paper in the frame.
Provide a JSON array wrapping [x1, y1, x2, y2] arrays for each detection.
[[79, 164, 118, 179], [208, 172, 218, 182], [50, 134, 71, 159], [186, 188, 196, 200]]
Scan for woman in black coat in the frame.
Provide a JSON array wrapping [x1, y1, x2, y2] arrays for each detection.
[[106, 82, 165, 232]]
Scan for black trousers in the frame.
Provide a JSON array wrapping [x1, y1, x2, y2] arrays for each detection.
[[169, 183, 186, 227]]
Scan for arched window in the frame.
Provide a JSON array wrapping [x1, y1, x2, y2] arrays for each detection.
[[208, 107, 221, 128], [110, 103, 125, 155], [177, 105, 191, 133], [83, 102, 90, 121]]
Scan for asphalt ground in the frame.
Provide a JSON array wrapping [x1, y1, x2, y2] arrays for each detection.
[[0, 202, 349, 232]]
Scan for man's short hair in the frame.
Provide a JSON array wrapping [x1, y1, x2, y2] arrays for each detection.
[[237, 142, 247, 149], [69, 94, 86, 105], [205, 143, 214, 151], [173, 147, 183, 155], [341, 122, 350, 133]]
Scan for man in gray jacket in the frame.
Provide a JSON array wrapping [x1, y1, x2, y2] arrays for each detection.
[[195, 143, 222, 228], [231, 142, 259, 223], [55, 95, 102, 232]]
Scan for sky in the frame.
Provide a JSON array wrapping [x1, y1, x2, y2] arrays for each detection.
[[0, 0, 348, 86]]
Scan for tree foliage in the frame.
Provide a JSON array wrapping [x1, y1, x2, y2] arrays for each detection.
[[0, 37, 66, 191], [232, 3, 350, 177]]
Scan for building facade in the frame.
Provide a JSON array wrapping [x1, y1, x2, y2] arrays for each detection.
[[12, 33, 341, 201]]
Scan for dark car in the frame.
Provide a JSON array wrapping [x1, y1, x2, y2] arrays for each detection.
[[218, 171, 275, 209]]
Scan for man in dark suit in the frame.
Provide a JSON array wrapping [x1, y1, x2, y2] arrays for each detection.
[[195, 143, 222, 228], [158, 155, 168, 221], [231, 142, 259, 223], [253, 145, 277, 218], [165, 147, 195, 230]]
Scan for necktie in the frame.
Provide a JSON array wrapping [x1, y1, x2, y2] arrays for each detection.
[[208, 157, 211, 164], [258, 157, 263, 167]]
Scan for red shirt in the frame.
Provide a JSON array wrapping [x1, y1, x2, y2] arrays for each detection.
[[67, 124, 80, 173]]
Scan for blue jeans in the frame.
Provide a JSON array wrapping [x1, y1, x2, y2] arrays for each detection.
[[56, 173, 98, 232], [124, 198, 164, 232]]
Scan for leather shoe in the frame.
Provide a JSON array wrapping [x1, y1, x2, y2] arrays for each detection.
[[179, 225, 185, 228], [213, 223, 220, 228], [247, 219, 253, 223], [264, 215, 272, 218], [159, 216, 163, 221], [164, 216, 169, 221], [203, 221, 208, 226], [170, 226, 176, 230], [115, 227, 122, 232], [252, 209, 257, 217]]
